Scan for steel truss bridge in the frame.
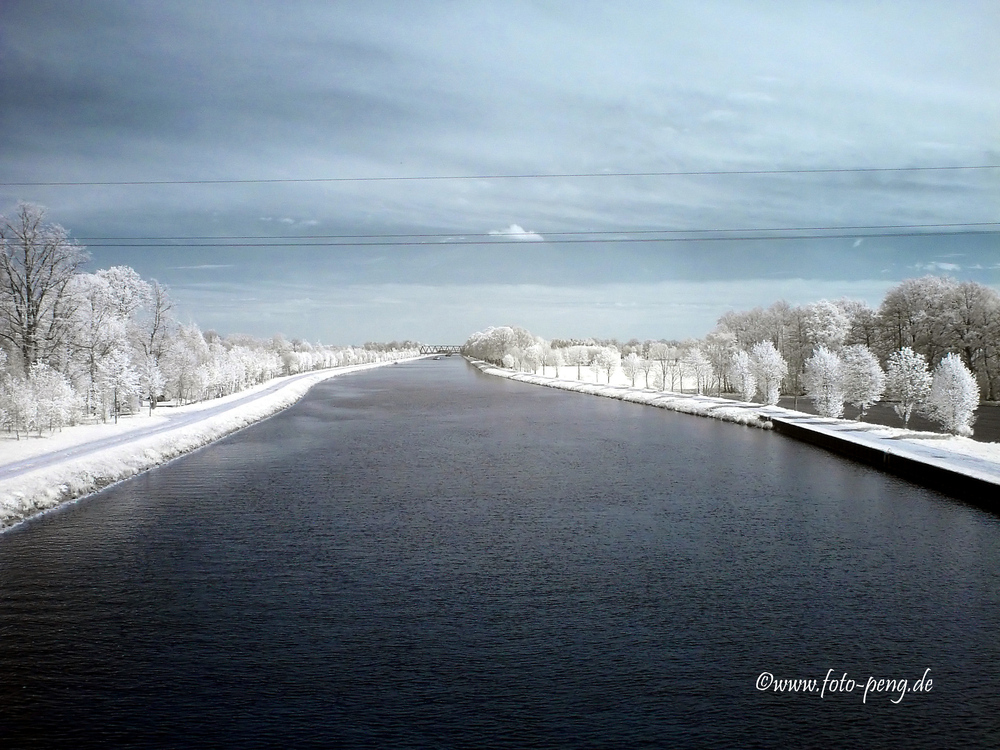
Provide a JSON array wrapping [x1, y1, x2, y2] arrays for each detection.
[[419, 345, 463, 355]]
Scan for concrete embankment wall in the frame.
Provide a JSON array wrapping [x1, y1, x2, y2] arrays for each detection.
[[769, 417, 1000, 513]]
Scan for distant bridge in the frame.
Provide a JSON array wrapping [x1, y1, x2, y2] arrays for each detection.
[[420, 344, 463, 355]]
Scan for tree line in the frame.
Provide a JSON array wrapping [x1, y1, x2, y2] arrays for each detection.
[[0, 203, 419, 437], [463, 275, 997, 436]]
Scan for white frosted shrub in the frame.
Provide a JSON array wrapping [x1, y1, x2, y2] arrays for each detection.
[[728, 350, 756, 402], [803, 346, 845, 418], [749, 341, 787, 405], [885, 347, 932, 427], [924, 353, 979, 436], [840, 344, 885, 420]]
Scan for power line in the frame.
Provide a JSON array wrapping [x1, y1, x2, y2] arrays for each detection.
[[78, 229, 1000, 248], [5, 164, 1000, 187], [73, 222, 1000, 242]]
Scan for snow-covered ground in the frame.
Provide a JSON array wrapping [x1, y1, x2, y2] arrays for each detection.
[[0, 358, 422, 531], [470, 359, 1000, 486]]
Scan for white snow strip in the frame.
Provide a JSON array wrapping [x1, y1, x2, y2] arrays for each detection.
[[0, 358, 423, 531], [468, 359, 1000, 489]]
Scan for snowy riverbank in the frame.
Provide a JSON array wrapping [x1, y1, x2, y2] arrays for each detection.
[[469, 358, 814, 427], [0, 358, 422, 531], [468, 359, 1000, 506]]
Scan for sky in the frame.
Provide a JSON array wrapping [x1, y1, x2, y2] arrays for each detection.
[[1, 1, 997, 344]]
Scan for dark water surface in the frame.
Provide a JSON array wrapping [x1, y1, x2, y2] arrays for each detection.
[[2, 358, 998, 748]]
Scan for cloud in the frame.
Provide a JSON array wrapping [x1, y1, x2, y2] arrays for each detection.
[[853, 239, 863, 248], [489, 224, 544, 241], [171, 264, 235, 270], [728, 92, 776, 104], [919, 262, 961, 271], [260, 216, 318, 226]]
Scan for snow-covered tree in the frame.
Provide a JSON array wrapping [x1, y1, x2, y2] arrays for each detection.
[[803, 346, 845, 418], [543, 347, 563, 376], [749, 340, 788, 405], [945, 280, 1000, 400], [30, 362, 78, 433], [138, 354, 166, 415], [462, 325, 536, 366], [803, 299, 850, 351], [637, 357, 656, 389], [716, 300, 791, 352], [68, 272, 129, 414], [665, 357, 684, 392], [136, 279, 175, 360], [840, 344, 885, 420], [924, 353, 979, 436], [683, 347, 713, 394], [1, 371, 36, 438], [564, 346, 592, 380], [0, 202, 88, 374], [877, 276, 952, 363], [728, 350, 756, 402], [97, 265, 151, 320], [522, 343, 543, 374], [703, 328, 738, 394], [621, 352, 641, 386], [96, 348, 141, 423], [594, 347, 620, 382], [885, 347, 932, 427], [840, 298, 880, 349], [648, 342, 678, 391], [589, 352, 602, 381], [161, 323, 210, 403], [712, 276, 1000, 402]]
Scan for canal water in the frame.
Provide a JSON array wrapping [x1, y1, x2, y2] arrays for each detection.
[[1, 357, 998, 748]]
